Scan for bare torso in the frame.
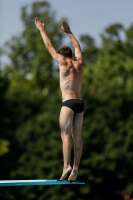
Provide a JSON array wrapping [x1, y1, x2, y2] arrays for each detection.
[[59, 58, 82, 102]]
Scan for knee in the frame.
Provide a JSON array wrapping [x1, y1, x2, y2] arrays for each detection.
[[61, 131, 71, 137], [61, 132, 71, 141], [60, 125, 71, 135]]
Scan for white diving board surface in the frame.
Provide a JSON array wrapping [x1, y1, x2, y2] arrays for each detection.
[[0, 179, 85, 187]]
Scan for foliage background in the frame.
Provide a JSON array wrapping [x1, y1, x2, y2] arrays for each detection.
[[0, 1, 133, 200]]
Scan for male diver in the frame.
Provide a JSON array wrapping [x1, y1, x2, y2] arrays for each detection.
[[35, 17, 84, 181]]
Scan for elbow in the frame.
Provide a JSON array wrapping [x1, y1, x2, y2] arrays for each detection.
[[46, 43, 51, 49], [75, 44, 81, 50]]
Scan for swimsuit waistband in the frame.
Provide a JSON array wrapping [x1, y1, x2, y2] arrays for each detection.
[[62, 99, 83, 103]]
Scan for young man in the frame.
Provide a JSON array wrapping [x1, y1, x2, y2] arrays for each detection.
[[35, 17, 84, 181]]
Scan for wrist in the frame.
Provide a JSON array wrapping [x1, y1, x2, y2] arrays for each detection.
[[39, 27, 44, 32], [67, 31, 73, 35]]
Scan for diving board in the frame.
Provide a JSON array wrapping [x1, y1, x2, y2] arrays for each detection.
[[0, 179, 85, 187]]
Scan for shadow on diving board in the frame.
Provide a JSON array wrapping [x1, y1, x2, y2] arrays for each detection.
[[0, 180, 85, 187]]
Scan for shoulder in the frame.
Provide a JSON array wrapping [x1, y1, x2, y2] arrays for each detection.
[[54, 53, 67, 66], [72, 60, 82, 69], [74, 57, 83, 65]]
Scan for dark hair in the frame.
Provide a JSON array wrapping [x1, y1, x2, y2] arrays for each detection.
[[57, 46, 72, 58]]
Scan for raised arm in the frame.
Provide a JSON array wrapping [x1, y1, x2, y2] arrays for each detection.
[[34, 17, 66, 65], [62, 20, 82, 64]]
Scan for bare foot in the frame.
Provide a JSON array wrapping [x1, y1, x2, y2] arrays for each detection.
[[68, 169, 78, 181], [60, 166, 72, 180]]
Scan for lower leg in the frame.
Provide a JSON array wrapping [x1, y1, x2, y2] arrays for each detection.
[[60, 134, 72, 180], [73, 137, 83, 168], [68, 137, 83, 181]]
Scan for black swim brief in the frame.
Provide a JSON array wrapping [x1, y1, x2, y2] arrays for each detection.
[[62, 99, 84, 114]]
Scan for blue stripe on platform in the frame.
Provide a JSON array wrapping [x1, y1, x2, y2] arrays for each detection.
[[0, 180, 85, 186]]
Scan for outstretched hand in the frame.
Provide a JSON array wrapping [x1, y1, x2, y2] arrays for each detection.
[[61, 20, 71, 34], [35, 17, 44, 31]]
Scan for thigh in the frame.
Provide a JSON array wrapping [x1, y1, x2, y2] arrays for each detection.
[[59, 106, 74, 133], [72, 112, 84, 139]]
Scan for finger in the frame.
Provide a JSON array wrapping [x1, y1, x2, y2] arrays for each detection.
[[62, 20, 65, 24], [65, 21, 69, 26], [62, 20, 66, 26], [35, 17, 40, 22], [61, 26, 64, 31]]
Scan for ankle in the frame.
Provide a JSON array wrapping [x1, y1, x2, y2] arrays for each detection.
[[72, 166, 78, 171], [63, 165, 72, 169]]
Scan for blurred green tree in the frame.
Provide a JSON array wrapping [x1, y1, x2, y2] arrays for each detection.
[[81, 23, 133, 200], [0, 1, 63, 200], [0, 1, 133, 200], [80, 34, 98, 65]]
